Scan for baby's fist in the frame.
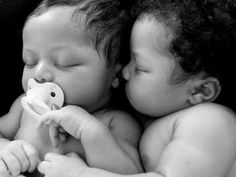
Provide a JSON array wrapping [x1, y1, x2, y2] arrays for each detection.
[[0, 140, 40, 176]]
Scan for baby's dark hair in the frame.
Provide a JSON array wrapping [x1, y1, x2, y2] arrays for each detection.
[[131, 0, 236, 109], [24, 0, 132, 67]]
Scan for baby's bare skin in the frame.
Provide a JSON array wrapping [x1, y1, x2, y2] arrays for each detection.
[[14, 111, 84, 177], [0, 4, 143, 176], [11, 103, 130, 177], [140, 103, 236, 177], [15, 111, 85, 160], [55, 104, 236, 177]]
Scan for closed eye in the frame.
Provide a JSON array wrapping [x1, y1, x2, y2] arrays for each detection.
[[134, 64, 148, 73], [55, 63, 81, 70], [135, 66, 143, 73], [22, 49, 38, 68], [24, 62, 37, 69]]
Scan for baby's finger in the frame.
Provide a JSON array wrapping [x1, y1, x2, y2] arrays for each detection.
[[49, 126, 60, 147], [36, 116, 51, 129], [36, 111, 61, 129], [22, 143, 40, 173], [58, 127, 68, 141], [59, 126, 66, 133], [37, 161, 50, 175], [58, 133, 67, 142], [10, 148, 29, 172], [1, 153, 21, 176], [12, 145, 30, 173], [44, 153, 65, 162], [66, 152, 80, 158], [36, 119, 46, 129], [0, 159, 10, 176]]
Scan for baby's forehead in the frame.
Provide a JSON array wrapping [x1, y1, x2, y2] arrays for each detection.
[[24, 7, 92, 39], [22, 7, 102, 56], [132, 15, 175, 51]]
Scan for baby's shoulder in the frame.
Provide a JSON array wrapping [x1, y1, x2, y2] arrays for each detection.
[[140, 103, 236, 172], [174, 103, 236, 137], [142, 103, 236, 147], [179, 103, 236, 125]]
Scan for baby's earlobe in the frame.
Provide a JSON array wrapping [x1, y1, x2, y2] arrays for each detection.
[[188, 77, 221, 105], [188, 92, 204, 105], [112, 78, 119, 88]]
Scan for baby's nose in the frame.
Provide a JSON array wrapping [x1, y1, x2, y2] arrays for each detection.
[[122, 65, 130, 81], [34, 63, 53, 83]]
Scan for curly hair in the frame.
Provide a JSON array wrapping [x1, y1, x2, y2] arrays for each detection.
[[131, 0, 236, 108]]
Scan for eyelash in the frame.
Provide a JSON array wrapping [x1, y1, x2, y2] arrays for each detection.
[[23, 59, 80, 70], [55, 63, 80, 70], [130, 58, 144, 73], [135, 66, 143, 73], [24, 62, 37, 69]]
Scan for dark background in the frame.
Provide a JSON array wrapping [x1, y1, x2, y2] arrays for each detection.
[[0, 0, 42, 115]]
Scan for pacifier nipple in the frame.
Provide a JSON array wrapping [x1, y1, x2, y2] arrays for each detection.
[[21, 79, 64, 120]]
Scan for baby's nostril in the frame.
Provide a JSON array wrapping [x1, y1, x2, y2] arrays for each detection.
[[50, 92, 56, 97]]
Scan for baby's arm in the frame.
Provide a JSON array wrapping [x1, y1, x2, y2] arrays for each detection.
[[38, 152, 159, 177], [81, 110, 143, 174], [0, 95, 23, 142], [36, 105, 143, 174], [0, 95, 40, 176], [140, 103, 236, 177]]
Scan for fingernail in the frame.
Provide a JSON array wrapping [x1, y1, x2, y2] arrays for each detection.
[[51, 104, 59, 110]]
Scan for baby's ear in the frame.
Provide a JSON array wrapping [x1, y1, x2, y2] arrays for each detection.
[[188, 77, 221, 105], [112, 64, 122, 88]]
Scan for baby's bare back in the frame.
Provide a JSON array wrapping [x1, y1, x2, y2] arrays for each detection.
[[140, 103, 236, 177]]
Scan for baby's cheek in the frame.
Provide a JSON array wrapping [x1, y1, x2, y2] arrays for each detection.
[[22, 81, 28, 93], [22, 75, 29, 92]]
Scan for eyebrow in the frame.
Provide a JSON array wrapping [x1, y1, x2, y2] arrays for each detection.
[[131, 51, 144, 65], [131, 51, 144, 62], [22, 48, 38, 57], [131, 51, 139, 60]]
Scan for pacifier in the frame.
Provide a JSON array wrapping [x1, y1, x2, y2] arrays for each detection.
[[21, 78, 64, 120]]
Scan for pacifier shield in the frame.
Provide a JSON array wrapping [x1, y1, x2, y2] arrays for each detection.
[[21, 79, 64, 119]]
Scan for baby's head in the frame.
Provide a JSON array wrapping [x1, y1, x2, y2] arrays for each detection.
[[123, 0, 236, 117], [22, 0, 130, 112]]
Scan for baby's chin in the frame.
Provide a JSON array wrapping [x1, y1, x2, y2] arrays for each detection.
[[127, 97, 159, 118], [127, 96, 147, 114]]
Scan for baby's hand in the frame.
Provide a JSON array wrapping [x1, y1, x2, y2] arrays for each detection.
[[36, 105, 99, 141], [38, 152, 87, 177], [0, 140, 40, 176]]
